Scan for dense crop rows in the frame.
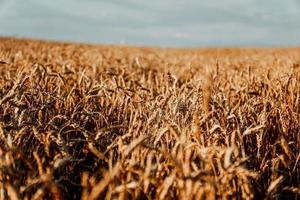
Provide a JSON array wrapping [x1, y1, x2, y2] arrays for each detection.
[[0, 38, 299, 199]]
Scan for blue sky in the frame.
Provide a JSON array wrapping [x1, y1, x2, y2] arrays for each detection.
[[0, 0, 300, 47]]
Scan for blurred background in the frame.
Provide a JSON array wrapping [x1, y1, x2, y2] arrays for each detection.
[[0, 0, 300, 47]]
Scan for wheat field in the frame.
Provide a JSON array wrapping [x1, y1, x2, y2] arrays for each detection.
[[0, 37, 299, 199]]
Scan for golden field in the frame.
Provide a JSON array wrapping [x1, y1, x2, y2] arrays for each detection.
[[0, 37, 299, 199]]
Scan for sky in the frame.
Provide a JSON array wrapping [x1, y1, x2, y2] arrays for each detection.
[[0, 0, 300, 47]]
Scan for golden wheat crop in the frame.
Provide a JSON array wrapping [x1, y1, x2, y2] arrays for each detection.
[[0, 37, 299, 199]]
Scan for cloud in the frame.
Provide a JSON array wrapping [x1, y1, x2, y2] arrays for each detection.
[[0, 0, 300, 47]]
